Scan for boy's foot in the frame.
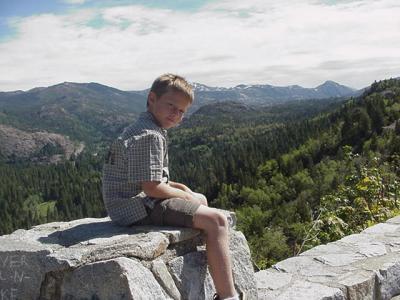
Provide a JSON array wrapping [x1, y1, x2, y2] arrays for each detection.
[[240, 291, 246, 300], [212, 291, 246, 300]]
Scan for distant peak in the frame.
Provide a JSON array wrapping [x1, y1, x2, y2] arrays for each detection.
[[191, 82, 226, 92], [317, 80, 340, 87], [50, 82, 80, 89], [316, 80, 355, 91], [61, 82, 79, 86], [191, 82, 212, 91]]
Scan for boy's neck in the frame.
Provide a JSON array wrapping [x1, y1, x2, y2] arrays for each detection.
[[146, 110, 165, 130]]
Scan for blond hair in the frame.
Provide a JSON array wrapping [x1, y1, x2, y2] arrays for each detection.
[[149, 73, 194, 104]]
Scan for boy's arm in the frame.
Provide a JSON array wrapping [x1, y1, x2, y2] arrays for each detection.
[[168, 181, 192, 193], [168, 181, 208, 205], [142, 181, 195, 201]]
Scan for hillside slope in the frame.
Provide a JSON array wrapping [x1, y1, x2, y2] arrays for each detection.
[[0, 82, 146, 143], [0, 124, 84, 163]]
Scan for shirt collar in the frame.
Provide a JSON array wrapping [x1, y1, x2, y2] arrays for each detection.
[[139, 111, 167, 136]]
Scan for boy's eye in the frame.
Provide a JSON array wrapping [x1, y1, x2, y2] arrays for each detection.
[[165, 102, 185, 116]]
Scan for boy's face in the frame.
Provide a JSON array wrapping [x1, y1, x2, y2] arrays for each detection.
[[147, 89, 191, 129]]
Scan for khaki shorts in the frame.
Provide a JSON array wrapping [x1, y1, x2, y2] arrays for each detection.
[[134, 198, 201, 228]]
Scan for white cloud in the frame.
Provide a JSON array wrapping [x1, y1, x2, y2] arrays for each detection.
[[62, 0, 87, 4], [0, 0, 399, 91]]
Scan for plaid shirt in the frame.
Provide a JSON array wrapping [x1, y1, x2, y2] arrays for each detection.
[[102, 111, 169, 225]]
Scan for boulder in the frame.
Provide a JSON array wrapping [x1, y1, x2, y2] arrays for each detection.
[[0, 215, 257, 299], [60, 257, 168, 300]]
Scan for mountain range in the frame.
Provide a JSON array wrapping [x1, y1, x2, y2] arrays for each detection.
[[0, 80, 360, 162], [0, 79, 359, 122], [190, 80, 358, 110]]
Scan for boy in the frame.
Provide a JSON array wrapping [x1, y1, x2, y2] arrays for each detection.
[[102, 74, 241, 300]]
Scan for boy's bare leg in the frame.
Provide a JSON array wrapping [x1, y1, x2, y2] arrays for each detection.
[[193, 205, 236, 298]]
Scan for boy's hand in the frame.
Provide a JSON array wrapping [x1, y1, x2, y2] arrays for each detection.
[[142, 181, 208, 206], [189, 191, 208, 206], [169, 181, 208, 206]]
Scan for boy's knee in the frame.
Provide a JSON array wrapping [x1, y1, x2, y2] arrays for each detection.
[[215, 211, 228, 227], [205, 211, 229, 233], [193, 207, 229, 233]]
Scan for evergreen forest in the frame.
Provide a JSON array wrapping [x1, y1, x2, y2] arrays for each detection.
[[0, 78, 399, 269]]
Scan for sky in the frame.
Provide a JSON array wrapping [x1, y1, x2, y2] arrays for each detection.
[[0, 0, 399, 92]]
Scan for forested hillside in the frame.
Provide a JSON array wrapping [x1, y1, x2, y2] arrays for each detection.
[[206, 79, 400, 268], [0, 78, 398, 271], [0, 152, 106, 234]]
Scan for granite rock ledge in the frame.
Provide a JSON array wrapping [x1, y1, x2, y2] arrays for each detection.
[[256, 215, 400, 300], [0, 211, 258, 300]]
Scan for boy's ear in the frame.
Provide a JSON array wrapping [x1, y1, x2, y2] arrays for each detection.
[[148, 92, 157, 106]]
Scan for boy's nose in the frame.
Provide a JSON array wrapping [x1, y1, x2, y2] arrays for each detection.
[[170, 107, 183, 118]]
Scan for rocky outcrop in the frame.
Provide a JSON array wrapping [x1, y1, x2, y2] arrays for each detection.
[[0, 212, 257, 300], [256, 215, 400, 300], [0, 124, 84, 163], [6, 211, 400, 300]]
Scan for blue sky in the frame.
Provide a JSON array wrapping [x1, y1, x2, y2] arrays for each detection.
[[0, 0, 211, 38], [0, 0, 399, 91]]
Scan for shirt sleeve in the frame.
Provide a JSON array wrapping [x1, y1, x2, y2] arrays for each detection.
[[127, 133, 164, 183]]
